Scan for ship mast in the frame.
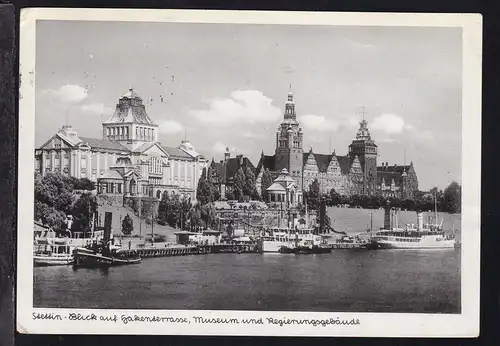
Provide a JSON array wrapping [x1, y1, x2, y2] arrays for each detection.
[[434, 191, 438, 227]]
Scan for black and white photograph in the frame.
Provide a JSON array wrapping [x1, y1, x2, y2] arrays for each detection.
[[18, 9, 481, 337]]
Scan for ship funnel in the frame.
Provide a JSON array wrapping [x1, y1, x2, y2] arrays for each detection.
[[319, 198, 326, 233], [104, 212, 112, 243], [384, 202, 391, 229], [417, 212, 424, 231]]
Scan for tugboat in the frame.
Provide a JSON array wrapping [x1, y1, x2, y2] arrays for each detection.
[[73, 212, 141, 268]]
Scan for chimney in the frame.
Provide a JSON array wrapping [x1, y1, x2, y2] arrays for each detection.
[[104, 212, 112, 243], [224, 147, 230, 163], [384, 201, 391, 229], [417, 212, 424, 231], [236, 154, 243, 166]]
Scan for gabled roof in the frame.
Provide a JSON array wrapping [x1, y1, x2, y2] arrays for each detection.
[[212, 161, 226, 182], [336, 155, 351, 175], [132, 142, 169, 157], [211, 156, 256, 184], [78, 137, 130, 152], [224, 157, 255, 183], [256, 154, 276, 176], [302, 152, 351, 175], [161, 146, 194, 160], [38, 131, 79, 150]]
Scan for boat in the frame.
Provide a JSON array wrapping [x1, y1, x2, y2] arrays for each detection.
[[73, 246, 141, 268], [33, 237, 74, 266], [369, 194, 457, 250]]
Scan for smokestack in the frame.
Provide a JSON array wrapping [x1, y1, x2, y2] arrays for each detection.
[[319, 198, 326, 233], [104, 212, 112, 243], [384, 201, 391, 229], [417, 212, 424, 231]]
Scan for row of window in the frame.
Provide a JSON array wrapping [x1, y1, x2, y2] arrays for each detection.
[[106, 126, 129, 137]]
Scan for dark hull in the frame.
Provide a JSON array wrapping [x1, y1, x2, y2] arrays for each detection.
[[73, 251, 141, 268], [279, 246, 331, 254]]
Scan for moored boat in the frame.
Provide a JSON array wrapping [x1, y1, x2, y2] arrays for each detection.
[[73, 247, 141, 268], [33, 238, 74, 266], [369, 195, 457, 250]]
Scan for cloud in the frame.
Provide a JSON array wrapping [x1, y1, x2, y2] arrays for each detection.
[[212, 141, 228, 154], [242, 131, 266, 139], [43, 84, 88, 103], [80, 102, 113, 114], [159, 120, 184, 134], [371, 113, 406, 134], [190, 90, 281, 126], [299, 114, 339, 132]]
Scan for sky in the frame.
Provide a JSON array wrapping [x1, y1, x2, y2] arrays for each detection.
[[35, 20, 462, 191]]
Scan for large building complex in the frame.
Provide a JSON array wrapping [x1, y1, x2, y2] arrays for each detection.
[[35, 87, 418, 204], [254, 90, 418, 199], [35, 88, 208, 201]]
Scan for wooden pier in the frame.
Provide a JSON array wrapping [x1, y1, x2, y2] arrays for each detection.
[[197, 244, 258, 254], [135, 246, 198, 258], [329, 243, 366, 250], [119, 243, 258, 259]]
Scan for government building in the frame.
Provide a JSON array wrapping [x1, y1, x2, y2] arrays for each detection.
[[254, 90, 418, 200], [35, 88, 209, 201]]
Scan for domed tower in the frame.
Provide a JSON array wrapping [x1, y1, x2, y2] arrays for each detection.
[[348, 117, 378, 195], [275, 88, 303, 184], [102, 88, 159, 150]]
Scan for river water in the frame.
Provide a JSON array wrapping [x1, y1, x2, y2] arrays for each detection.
[[34, 249, 460, 313]]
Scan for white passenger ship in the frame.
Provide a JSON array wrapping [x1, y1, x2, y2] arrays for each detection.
[[258, 227, 324, 253], [369, 200, 457, 250], [34, 215, 105, 266]]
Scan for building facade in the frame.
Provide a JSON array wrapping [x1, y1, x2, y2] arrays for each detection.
[[35, 88, 208, 201], [208, 148, 256, 200], [255, 90, 418, 199]]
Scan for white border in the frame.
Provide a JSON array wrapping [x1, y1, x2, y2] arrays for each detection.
[[18, 8, 482, 337]]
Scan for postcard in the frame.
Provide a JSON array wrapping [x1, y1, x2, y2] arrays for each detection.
[[18, 8, 481, 337]]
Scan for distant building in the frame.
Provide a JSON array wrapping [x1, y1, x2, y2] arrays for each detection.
[[208, 149, 256, 200], [35, 88, 208, 201], [255, 89, 418, 199], [266, 168, 302, 206]]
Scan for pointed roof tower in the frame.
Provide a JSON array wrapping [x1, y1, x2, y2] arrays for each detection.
[[103, 88, 157, 126]]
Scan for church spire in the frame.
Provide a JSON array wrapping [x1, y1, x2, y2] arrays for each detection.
[[284, 87, 296, 121], [356, 118, 372, 140]]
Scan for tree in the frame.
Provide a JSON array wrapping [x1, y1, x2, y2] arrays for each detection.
[[328, 188, 341, 206], [73, 177, 96, 191], [206, 164, 221, 202], [260, 168, 273, 201], [34, 172, 75, 230], [244, 167, 259, 200], [70, 192, 98, 230], [233, 167, 246, 201], [306, 179, 320, 210], [201, 203, 217, 229], [121, 214, 133, 235], [196, 168, 213, 206], [188, 204, 203, 231], [443, 181, 461, 214]]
